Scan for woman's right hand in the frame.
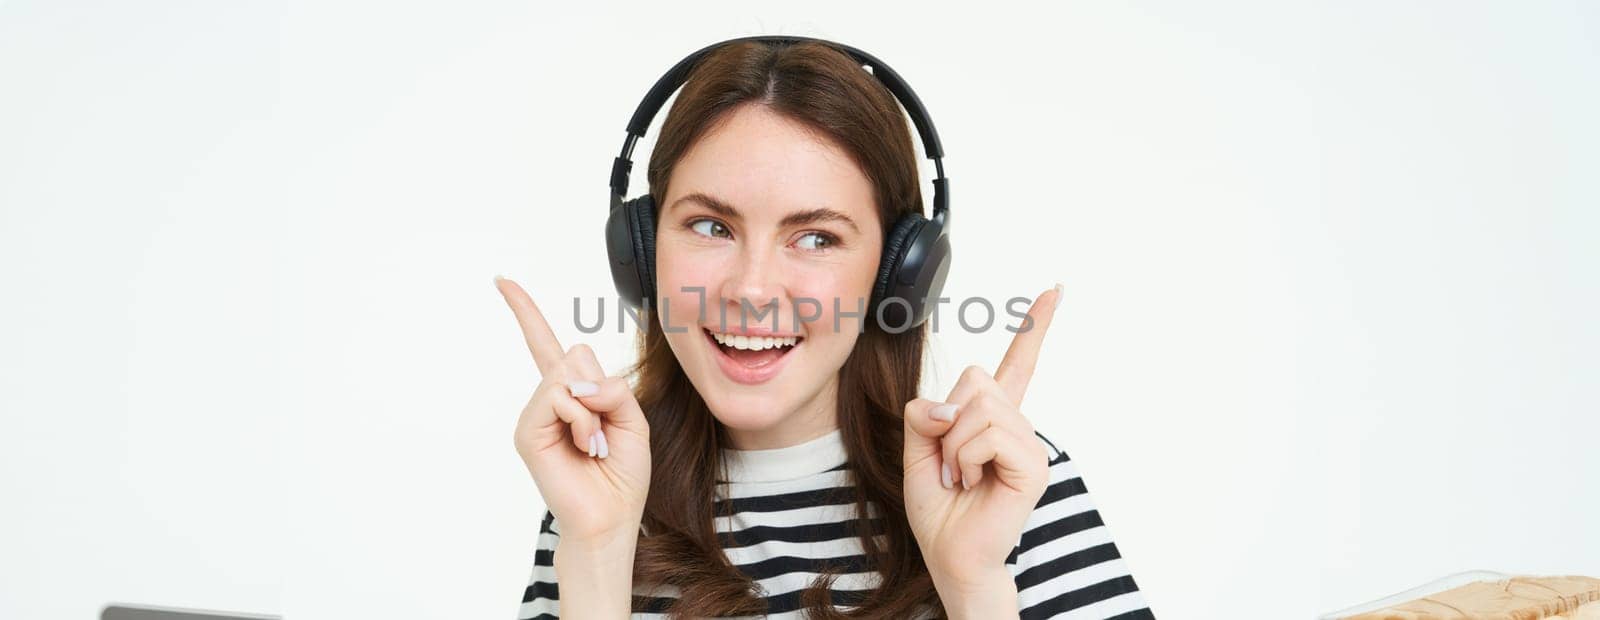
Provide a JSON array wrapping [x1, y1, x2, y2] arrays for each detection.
[[496, 275, 651, 547]]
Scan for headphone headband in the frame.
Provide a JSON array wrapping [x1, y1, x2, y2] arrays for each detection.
[[607, 35, 949, 224]]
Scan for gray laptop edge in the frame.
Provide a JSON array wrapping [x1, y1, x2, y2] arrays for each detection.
[[102, 604, 281, 620]]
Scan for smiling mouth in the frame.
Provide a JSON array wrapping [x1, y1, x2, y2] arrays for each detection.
[[702, 328, 803, 382]]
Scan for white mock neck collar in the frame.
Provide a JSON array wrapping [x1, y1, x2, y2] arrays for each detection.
[[719, 428, 847, 483]]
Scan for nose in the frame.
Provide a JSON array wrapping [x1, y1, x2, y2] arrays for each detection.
[[717, 243, 786, 328]]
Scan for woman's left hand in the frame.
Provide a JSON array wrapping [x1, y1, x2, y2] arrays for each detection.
[[903, 285, 1062, 611]]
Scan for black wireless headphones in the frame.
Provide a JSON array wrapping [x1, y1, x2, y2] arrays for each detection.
[[605, 35, 951, 330]]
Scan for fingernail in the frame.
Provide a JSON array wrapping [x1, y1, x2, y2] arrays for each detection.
[[930, 403, 958, 422], [962, 474, 971, 490], [494, 274, 506, 284], [587, 433, 597, 457], [1053, 283, 1064, 313], [596, 429, 610, 459], [941, 463, 953, 489], [568, 381, 599, 397]]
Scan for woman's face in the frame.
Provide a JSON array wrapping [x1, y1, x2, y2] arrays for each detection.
[[654, 104, 883, 450]]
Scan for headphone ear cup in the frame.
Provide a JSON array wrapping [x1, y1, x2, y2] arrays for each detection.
[[631, 195, 658, 306], [605, 194, 658, 310], [873, 214, 927, 324], [605, 196, 641, 309]]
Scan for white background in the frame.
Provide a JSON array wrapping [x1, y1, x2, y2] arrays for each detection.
[[2, 1, 1596, 618]]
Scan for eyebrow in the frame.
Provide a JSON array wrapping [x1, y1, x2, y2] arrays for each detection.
[[668, 192, 861, 234]]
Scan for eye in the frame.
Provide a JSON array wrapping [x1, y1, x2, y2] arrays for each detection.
[[689, 218, 732, 239], [794, 231, 837, 251]]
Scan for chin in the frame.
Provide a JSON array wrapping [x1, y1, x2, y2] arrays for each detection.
[[702, 391, 794, 432]]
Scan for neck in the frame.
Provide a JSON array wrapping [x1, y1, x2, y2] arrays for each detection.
[[722, 377, 839, 450]]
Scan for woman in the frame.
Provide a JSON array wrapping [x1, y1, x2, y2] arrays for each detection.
[[497, 38, 1151, 619]]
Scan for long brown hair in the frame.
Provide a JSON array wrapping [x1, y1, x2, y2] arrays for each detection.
[[624, 39, 942, 618]]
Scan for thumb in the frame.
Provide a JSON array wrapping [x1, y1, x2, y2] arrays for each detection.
[[903, 397, 956, 471], [562, 344, 649, 438], [570, 375, 649, 437]]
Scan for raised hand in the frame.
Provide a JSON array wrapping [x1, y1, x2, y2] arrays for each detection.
[[496, 275, 651, 546], [903, 285, 1063, 601]]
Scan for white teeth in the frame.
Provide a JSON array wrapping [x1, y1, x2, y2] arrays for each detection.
[[709, 330, 799, 351]]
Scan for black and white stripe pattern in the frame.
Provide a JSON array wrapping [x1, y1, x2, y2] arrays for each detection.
[[517, 431, 1152, 619]]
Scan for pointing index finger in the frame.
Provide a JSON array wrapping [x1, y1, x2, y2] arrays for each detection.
[[494, 275, 564, 375], [994, 283, 1063, 404]]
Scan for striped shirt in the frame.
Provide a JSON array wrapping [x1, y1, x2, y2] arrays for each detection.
[[518, 428, 1153, 619]]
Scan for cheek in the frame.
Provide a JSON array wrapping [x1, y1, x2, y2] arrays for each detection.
[[658, 254, 719, 295], [790, 254, 879, 337], [654, 247, 724, 327]]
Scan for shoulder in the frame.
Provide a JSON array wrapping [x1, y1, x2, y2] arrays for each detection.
[[538, 509, 560, 538], [1009, 431, 1154, 619], [1030, 428, 1071, 465], [1025, 429, 1089, 515], [1015, 429, 1102, 554]]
